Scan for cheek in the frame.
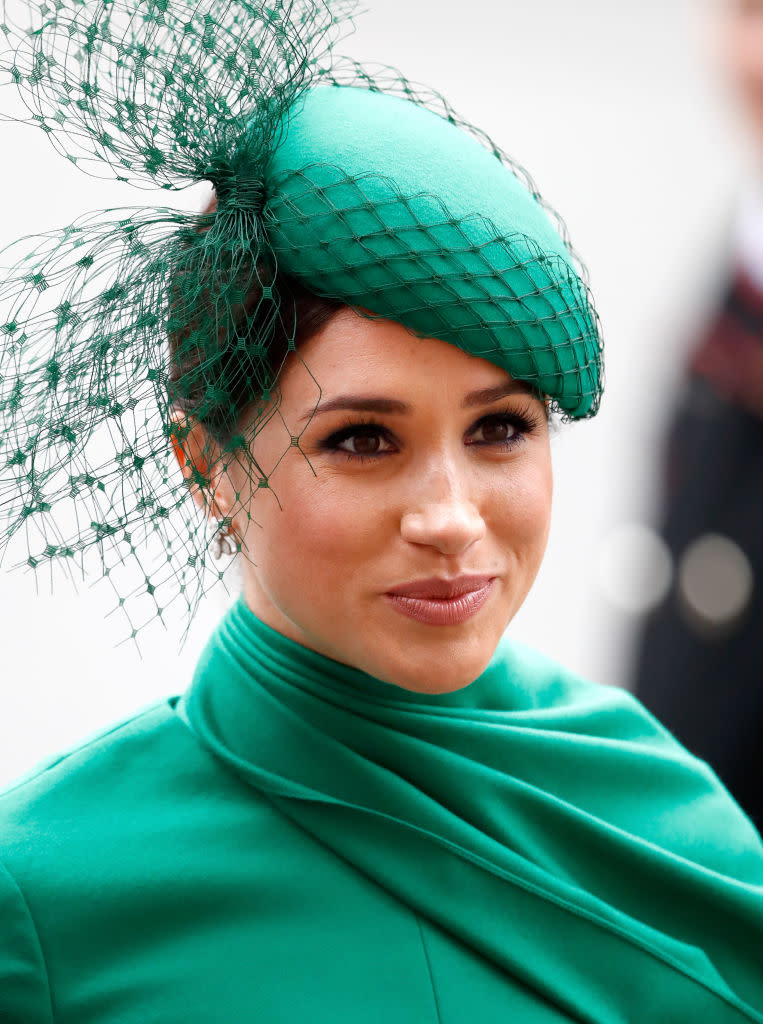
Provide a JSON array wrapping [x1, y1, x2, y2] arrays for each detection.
[[487, 458, 553, 562], [245, 445, 552, 610], [252, 467, 382, 600]]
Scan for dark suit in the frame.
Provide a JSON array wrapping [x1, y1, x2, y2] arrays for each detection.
[[633, 271, 763, 833]]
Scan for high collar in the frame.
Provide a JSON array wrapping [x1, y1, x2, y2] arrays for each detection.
[[203, 595, 514, 713], [175, 596, 763, 1024]]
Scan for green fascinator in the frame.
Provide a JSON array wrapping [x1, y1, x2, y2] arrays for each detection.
[[0, 0, 602, 641]]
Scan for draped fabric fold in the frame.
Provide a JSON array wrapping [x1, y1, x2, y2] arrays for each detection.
[[178, 599, 763, 1024]]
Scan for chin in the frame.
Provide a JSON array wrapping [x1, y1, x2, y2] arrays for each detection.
[[375, 638, 499, 695], [353, 601, 512, 693], [384, 664, 488, 695]]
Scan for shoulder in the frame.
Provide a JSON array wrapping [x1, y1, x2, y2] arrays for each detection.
[[495, 636, 763, 877], [0, 699, 180, 823], [495, 633, 718, 758], [0, 696, 237, 871], [495, 635, 663, 728]]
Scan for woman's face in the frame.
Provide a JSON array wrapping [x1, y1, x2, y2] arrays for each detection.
[[221, 310, 553, 693]]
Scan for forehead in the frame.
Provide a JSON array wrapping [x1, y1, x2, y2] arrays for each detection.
[[282, 310, 519, 401]]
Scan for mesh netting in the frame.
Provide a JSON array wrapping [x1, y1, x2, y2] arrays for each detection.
[[0, 0, 602, 644]]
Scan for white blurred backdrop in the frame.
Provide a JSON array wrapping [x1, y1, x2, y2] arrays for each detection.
[[0, 0, 749, 784]]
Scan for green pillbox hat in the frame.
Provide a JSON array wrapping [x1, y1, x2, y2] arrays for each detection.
[[265, 85, 601, 418]]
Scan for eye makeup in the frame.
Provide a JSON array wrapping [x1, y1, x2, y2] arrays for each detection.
[[316, 400, 544, 463]]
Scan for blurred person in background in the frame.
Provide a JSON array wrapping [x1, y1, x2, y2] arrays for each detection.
[[631, 0, 763, 834]]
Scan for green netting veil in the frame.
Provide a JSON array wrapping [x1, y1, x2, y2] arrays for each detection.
[[0, 0, 603, 643]]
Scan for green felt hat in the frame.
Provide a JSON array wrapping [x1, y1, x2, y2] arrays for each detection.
[[0, 0, 602, 641], [266, 84, 600, 419]]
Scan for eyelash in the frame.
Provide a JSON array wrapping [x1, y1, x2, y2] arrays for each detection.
[[318, 403, 542, 463]]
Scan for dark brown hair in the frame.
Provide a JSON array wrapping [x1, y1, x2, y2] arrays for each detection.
[[168, 193, 345, 442]]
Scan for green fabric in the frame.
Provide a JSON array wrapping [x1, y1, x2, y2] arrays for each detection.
[[271, 87, 568, 257], [1, 598, 761, 1023], [265, 85, 599, 418]]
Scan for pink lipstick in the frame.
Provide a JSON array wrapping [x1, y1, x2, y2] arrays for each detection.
[[385, 575, 496, 626]]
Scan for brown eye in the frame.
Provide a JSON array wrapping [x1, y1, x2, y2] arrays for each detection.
[[326, 425, 396, 458], [470, 416, 518, 445], [345, 432, 382, 455]]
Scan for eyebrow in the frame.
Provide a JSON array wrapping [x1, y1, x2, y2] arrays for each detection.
[[301, 381, 533, 421]]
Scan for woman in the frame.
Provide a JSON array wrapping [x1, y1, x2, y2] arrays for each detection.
[[0, 1, 761, 1022]]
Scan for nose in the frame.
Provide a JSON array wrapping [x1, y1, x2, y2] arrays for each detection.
[[400, 467, 486, 556]]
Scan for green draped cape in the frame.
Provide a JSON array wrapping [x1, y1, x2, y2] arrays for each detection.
[[0, 597, 761, 1022]]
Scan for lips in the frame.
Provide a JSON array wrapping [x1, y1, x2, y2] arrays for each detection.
[[385, 575, 497, 626], [386, 575, 494, 599]]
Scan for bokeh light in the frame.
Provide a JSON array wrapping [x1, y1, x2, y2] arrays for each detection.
[[677, 532, 754, 630], [597, 523, 674, 615]]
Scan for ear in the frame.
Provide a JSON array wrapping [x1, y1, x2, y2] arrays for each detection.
[[169, 412, 238, 523]]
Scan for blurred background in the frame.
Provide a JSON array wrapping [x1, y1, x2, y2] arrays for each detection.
[[0, 0, 758, 801]]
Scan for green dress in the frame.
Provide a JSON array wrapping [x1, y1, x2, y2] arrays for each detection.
[[1, 597, 762, 1023]]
